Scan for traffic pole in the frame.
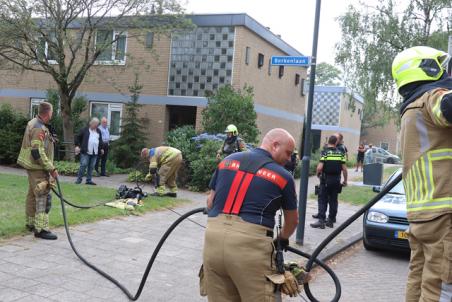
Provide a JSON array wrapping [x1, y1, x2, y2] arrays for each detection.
[[296, 0, 322, 245]]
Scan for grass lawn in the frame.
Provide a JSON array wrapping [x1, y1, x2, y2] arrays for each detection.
[[0, 173, 186, 239], [310, 185, 377, 206]]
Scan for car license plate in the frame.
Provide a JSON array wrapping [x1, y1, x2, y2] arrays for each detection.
[[395, 231, 408, 240]]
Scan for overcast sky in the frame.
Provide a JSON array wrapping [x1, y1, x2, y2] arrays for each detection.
[[184, 0, 360, 65]]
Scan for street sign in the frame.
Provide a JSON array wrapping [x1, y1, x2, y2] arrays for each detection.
[[271, 56, 310, 67]]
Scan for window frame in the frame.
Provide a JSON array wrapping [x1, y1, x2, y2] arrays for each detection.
[[295, 73, 300, 86], [89, 101, 123, 140], [257, 53, 264, 69], [94, 30, 128, 65], [245, 46, 250, 65]]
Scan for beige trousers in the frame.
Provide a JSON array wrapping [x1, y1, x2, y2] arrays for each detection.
[[406, 214, 452, 302]]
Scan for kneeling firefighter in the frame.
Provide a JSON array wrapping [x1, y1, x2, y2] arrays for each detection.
[[203, 128, 300, 301], [392, 46, 452, 301], [216, 124, 247, 160], [141, 146, 182, 198], [17, 101, 58, 240]]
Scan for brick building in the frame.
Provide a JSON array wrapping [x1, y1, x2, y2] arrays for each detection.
[[360, 117, 401, 155], [0, 14, 307, 146]]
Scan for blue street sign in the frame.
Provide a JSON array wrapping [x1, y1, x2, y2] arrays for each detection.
[[271, 56, 310, 67]]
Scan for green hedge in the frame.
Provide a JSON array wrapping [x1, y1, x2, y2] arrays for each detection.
[[0, 104, 28, 165], [55, 160, 132, 176]]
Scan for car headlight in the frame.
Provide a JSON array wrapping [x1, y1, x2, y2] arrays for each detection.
[[367, 211, 389, 223]]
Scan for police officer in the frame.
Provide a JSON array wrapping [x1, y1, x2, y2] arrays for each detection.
[[203, 128, 299, 301], [17, 102, 58, 240], [216, 124, 247, 160], [140, 146, 182, 197], [392, 46, 452, 302], [311, 135, 347, 229]]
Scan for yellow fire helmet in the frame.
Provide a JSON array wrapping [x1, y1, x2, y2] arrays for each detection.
[[392, 46, 450, 90], [224, 124, 238, 135]]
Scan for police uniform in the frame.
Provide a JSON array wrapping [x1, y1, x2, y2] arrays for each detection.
[[148, 146, 182, 196], [317, 147, 345, 223], [17, 116, 55, 233], [203, 148, 298, 301]]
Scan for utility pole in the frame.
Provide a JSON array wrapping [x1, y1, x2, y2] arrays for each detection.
[[296, 0, 322, 245]]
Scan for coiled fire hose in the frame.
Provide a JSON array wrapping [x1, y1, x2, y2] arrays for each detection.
[[54, 173, 402, 301]]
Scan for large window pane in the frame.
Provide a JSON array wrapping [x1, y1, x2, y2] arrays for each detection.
[[91, 103, 108, 119], [110, 110, 121, 136], [96, 30, 113, 61]]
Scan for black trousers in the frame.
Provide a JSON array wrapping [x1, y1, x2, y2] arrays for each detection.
[[318, 182, 341, 221], [95, 143, 109, 175]]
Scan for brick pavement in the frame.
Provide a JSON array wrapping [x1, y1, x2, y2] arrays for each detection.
[[0, 166, 365, 301]]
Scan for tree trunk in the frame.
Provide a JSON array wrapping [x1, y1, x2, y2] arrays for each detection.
[[59, 92, 75, 161]]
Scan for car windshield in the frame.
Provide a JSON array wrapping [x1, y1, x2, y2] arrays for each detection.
[[385, 171, 405, 195]]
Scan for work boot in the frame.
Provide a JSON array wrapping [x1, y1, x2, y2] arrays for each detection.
[[310, 220, 325, 229], [312, 214, 319, 219], [325, 219, 334, 228], [165, 192, 177, 198], [34, 230, 58, 240], [150, 192, 165, 197], [26, 224, 35, 232], [86, 181, 97, 185]]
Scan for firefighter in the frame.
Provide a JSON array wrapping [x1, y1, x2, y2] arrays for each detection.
[[310, 135, 347, 229], [216, 124, 247, 160], [140, 146, 182, 198], [203, 128, 299, 301], [17, 102, 58, 240], [392, 46, 452, 302]]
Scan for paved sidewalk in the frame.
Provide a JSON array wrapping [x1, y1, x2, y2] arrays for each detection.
[[0, 166, 364, 301]]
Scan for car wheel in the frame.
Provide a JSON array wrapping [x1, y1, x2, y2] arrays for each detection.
[[387, 158, 395, 164]]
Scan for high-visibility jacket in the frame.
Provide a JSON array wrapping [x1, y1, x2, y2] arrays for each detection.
[[149, 146, 181, 170], [400, 88, 452, 222], [17, 117, 55, 172]]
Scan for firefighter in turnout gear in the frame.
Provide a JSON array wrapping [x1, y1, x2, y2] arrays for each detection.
[[216, 124, 247, 160], [141, 146, 182, 198], [203, 129, 299, 301], [392, 46, 452, 302], [17, 102, 58, 240]]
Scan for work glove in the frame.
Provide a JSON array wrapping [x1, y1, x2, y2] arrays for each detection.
[[281, 271, 300, 297], [145, 173, 153, 182], [149, 167, 157, 175], [266, 271, 300, 297], [273, 237, 289, 251]]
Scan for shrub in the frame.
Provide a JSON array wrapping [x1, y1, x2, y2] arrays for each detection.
[[165, 125, 197, 161], [188, 140, 223, 191], [0, 104, 28, 165], [55, 160, 131, 176]]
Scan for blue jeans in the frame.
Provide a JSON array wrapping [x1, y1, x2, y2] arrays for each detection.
[[77, 153, 98, 183]]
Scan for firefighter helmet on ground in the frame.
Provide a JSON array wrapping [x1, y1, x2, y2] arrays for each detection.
[[224, 124, 238, 135], [392, 46, 450, 90]]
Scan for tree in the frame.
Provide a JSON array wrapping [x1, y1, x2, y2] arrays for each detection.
[[202, 85, 259, 143], [0, 0, 190, 159], [111, 74, 149, 168], [307, 62, 342, 86], [336, 0, 450, 129]]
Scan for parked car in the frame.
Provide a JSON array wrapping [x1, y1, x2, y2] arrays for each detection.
[[364, 147, 401, 164], [363, 169, 410, 251]]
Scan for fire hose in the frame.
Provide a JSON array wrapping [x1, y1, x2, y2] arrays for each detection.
[[53, 172, 402, 301]]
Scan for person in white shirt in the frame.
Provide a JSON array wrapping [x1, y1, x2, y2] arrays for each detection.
[[74, 118, 104, 185]]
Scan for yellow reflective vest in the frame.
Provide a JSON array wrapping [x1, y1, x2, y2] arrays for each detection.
[[17, 117, 55, 172], [400, 88, 452, 222], [149, 146, 181, 170]]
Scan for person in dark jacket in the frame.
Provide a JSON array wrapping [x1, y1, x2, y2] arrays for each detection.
[[74, 118, 104, 185]]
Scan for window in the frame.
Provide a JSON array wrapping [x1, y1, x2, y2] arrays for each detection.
[[37, 32, 57, 63], [300, 78, 305, 96], [268, 58, 272, 75], [95, 30, 127, 64], [245, 47, 250, 65], [380, 142, 389, 151], [257, 53, 264, 69], [295, 73, 301, 86], [90, 102, 123, 139], [278, 66, 284, 78], [145, 32, 154, 48]]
